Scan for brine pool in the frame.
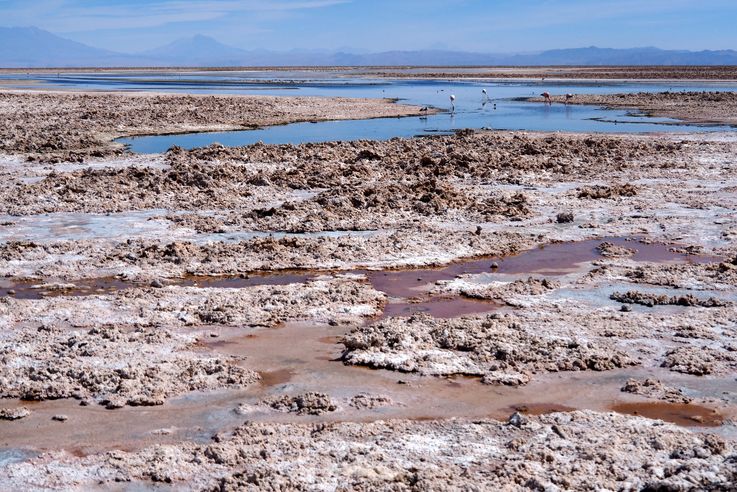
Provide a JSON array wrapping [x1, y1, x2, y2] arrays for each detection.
[[3, 70, 736, 152]]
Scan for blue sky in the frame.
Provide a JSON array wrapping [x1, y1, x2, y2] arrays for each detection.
[[2, 0, 736, 53]]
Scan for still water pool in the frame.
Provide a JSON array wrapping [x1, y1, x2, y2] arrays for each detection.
[[4, 70, 735, 152]]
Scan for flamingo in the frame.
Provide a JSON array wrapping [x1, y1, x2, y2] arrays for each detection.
[[541, 92, 551, 104], [450, 94, 456, 113], [482, 88, 488, 101], [565, 93, 574, 104]]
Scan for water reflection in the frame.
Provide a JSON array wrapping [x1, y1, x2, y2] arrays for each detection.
[[1, 71, 733, 152]]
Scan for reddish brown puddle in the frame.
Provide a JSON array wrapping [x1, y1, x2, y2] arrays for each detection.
[[504, 403, 578, 416], [0, 237, 719, 301], [0, 272, 315, 300], [358, 237, 720, 298], [610, 401, 724, 427], [0, 277, 133, 300], [381, 296, 500, 319], [179, 272, 315, 289], [259, 369, 296, 387], [318, 336, 343, 345]]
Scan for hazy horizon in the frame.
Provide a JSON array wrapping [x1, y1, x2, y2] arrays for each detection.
[[7, 26, 734, 57], [2, 0, 736, 54]]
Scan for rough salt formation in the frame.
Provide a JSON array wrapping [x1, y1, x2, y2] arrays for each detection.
[[610, 290, 731, 308], [0, 229, 529, 282], [585, 260, 737, 291], [577, 183, 638, 199], [0, 406, 31, 420], [1, 90, 737, 486], [436, 276, 560, 305], [2, 129, 735, 285], [164, 130, 686, 181], [342, 314, 636, 384], [0, 277, 385, 328], [0, 324, 258, 408], [0, 411, 733, 490], [596, 240, 637, 258], [265, 392, 338, 416], [621, 378, 693, 403], [661, 346, 737, 376], [345, 280, 737, 381], [235, 181, 529, 232], [348, 393, 393, 410], [556, 262, 737, 375], [0, 131, 686, 216], [0, 90, 422, 162]]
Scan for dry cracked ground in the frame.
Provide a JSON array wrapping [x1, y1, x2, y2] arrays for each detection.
[[0, 88, 736, 490]]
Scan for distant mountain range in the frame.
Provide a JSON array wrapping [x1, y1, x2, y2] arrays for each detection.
[[140, 34, 251, 66], [2, 26, 737, 68], [0, 27, 145, 67]]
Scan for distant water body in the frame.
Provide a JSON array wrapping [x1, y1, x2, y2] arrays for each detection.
[[3, 70, 735, 153]]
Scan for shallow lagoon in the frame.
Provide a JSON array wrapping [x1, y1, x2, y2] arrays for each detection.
[[4, 70, 736, 152]]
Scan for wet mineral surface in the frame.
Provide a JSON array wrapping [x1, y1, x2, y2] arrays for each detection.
[[0, 87, 736, 490]]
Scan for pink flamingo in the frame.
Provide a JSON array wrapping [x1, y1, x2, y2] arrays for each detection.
[[565, 93, 574, 104], [541, 92, 551, 104]]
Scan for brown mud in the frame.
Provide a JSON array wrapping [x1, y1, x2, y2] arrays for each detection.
[[2, 317, 733, 456], [0, 236, 715, 309], [503, 402, 578, 416], [0, 277, 133, 300], [0, 90, 424, 162], [531, 91, 737, 126], [0, 272, 316, 299], [380, 296, 500, 319], [610, 401, 724, 427], [359, 237, 719, 298], [1, 90, 737, 489]]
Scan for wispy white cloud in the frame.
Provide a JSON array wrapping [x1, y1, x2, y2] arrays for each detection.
[[475, 0, 735, 31], [1, 0, 350, 31], [2, 0, 734, 52]]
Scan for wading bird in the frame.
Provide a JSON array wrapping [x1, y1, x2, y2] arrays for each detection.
[[565, 93, 574, 104], [450, 94, 456, 112], [482, 88, 488, 101], [541, 92, 551, 104]]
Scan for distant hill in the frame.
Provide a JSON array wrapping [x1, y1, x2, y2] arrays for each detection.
[[513, 46, 737, 66], [1, 27, 737, 68], [140, 35, 250, 66], [0, 26, 146, 67], [330, 47, 737, 66]]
